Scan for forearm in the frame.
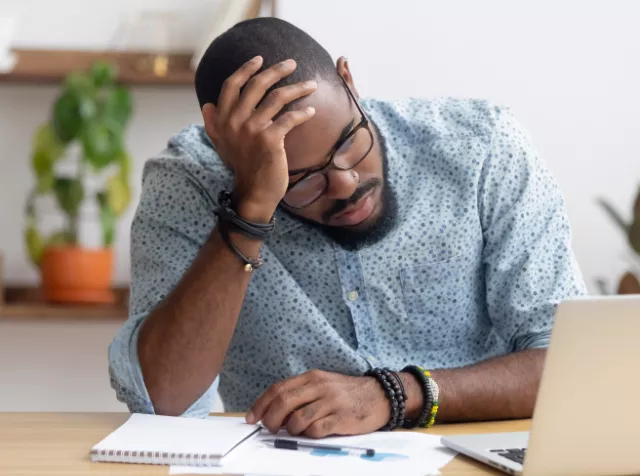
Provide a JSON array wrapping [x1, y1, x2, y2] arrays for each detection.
[[400, 349, 545, 423], [138, 226, 261, 416]]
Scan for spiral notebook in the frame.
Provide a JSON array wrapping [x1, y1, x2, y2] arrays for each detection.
[[90, 414, 260, 467]]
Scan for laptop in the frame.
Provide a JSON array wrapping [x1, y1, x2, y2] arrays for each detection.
[[441, 295, 640, 476]]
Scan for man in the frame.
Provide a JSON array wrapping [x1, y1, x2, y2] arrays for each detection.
[[109, 17, 585, 438]]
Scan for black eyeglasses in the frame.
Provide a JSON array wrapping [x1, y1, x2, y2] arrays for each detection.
[[282, 77, 375, 209]]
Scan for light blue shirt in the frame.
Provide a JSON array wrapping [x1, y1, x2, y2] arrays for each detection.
[[109, 97, 586, 416]]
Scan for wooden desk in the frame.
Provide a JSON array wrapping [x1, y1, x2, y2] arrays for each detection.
[[0, 413, 530, 475]]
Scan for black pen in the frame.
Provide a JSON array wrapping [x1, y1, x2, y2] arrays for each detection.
[[264, 438, 376, 457]]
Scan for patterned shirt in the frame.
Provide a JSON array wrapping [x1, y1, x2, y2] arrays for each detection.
[[108, 97, 586, 416]]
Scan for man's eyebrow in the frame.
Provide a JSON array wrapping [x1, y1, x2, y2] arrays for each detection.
[[288, 119, 356, 176]]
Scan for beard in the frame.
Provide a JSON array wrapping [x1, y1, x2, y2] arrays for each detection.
[[282, 124, 398, 252]]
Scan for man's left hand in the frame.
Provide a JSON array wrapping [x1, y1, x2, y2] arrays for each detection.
[[245, 370, 390, 438]]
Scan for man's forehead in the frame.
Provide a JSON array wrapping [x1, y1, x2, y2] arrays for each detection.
[[283, 80, 354, 171]]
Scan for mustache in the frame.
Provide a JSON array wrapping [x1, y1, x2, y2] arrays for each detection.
[[322, 178, 381, 223]]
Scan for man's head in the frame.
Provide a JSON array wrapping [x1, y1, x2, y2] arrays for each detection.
[[196, 17, 397, 250]]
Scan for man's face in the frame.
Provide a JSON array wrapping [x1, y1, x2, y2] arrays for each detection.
[[280, 62, 397, 250]]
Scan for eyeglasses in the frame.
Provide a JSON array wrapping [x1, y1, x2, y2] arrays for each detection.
[[282, 77, 375, 209]]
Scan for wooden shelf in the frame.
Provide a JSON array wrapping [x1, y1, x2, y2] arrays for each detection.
[[0, 49, 194, 86], [0, 286, 129, 320], [0, 252, 128, 320]]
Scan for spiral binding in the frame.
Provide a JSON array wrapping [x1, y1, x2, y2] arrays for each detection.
[[92, 448, 217, 466]]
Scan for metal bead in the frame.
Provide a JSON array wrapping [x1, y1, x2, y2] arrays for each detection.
[[244, 263, 253, 272]]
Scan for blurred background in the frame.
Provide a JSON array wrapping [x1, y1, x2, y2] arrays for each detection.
[[0, 0, 638, 412]]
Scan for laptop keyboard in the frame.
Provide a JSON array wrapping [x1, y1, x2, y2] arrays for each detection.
[[490, 448, 526, 465]]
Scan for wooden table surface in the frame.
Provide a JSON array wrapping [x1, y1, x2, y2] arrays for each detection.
[[0, 413, 530, 475]]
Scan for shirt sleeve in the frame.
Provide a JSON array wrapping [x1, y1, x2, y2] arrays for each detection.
[[108, 153, 223, 418], [479, 107, 587, 352]]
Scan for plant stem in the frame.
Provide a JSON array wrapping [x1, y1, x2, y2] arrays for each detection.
[[68, 157, 86, 246]]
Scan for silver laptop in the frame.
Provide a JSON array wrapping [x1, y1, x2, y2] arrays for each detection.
[[441, 295, 640, 476]]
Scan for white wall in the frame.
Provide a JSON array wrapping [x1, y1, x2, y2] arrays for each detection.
[[1, 0, 638, 411], [0, 320, 127, 411]]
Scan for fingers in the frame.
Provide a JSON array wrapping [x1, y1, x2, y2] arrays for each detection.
[[260, 383, 324, 434], [234, 59, 298, 120], [285, 400, 332, 436], [247, 374, 310, 425], [248, 80, 317, 130], [217, 56, 264, 119], [303, 414, 340, 439], [269, 107, 316, 137]]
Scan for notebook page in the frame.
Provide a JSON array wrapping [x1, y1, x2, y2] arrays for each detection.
[[92, 414, 260, 457]]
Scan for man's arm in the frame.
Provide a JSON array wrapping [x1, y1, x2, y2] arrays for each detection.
[[429, 349, 545, 422], [138, 227, 261, 416], [110, 57, 318, 417]]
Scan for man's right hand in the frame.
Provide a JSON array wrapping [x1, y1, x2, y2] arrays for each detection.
[[202, 56, 318, 222]]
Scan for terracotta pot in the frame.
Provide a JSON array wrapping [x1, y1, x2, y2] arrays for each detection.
[[41, 247, 115, 304]]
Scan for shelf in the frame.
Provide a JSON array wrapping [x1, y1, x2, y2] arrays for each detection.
[[0, 49, 194, 86], [0, 286, 129, 320]]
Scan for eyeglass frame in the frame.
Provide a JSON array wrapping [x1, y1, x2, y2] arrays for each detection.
[[282, 76, 375, 209]]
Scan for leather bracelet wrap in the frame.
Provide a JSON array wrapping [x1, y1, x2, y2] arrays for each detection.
[[219, 222, 264, 272], [214, 191, 276, 240]]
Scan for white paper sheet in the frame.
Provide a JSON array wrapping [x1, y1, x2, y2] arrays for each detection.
[[170, 428, 456, 476]]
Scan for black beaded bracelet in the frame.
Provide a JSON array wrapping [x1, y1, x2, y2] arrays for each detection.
[[387, 370, 407, 428], [365, 368, 406, 431], [401, 365, 433, 429], [214, 191, 276, 240]]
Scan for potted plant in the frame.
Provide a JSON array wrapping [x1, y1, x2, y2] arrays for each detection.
[[24, 61, 133, 304], [597, 186, 640, 294]]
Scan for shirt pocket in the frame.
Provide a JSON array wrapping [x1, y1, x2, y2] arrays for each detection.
[[400, 254, 481, 352]]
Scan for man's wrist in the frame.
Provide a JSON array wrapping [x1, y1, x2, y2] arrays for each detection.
[[235, 199, 278, 224]]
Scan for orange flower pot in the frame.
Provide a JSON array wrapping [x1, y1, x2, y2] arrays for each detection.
[[41, 247, 115, 304]]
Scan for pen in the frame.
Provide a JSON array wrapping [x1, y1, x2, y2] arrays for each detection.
[[265, 438, 376, 457]]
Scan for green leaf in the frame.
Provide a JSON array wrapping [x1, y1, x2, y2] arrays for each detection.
[[35, 171, 55, 193], [104, 86, 132, 126], [117, 151, 132, 183], [65, 71, 95, 94], [81, 119, 123, 169], [97, 192, 116, 247], [596, 198, 630, 235], [90, 61, 118, 87], [46, 230, 74, 247], [53, 177, 84, 216], [31, 123, 65, 192], [25, 225, 44, 267], [106, 173, 131, 216], [52, 91, 83, 143]]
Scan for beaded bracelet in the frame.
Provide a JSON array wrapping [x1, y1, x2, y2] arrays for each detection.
[[387, 370, 407, 428], [401, 365, 439, 429], [365, 368, 406, 431]]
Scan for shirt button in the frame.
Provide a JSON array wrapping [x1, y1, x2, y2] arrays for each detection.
[[347, 290, 359, 301]]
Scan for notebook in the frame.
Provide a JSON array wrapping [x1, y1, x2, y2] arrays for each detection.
[[90, 414, 261, 467]]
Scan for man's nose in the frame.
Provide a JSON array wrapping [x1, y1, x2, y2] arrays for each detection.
[[324, 169, 359, 200]]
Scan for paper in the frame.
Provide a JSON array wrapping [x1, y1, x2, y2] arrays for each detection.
[[170, 428, 456, 476], [91, 414, 260, 464]]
